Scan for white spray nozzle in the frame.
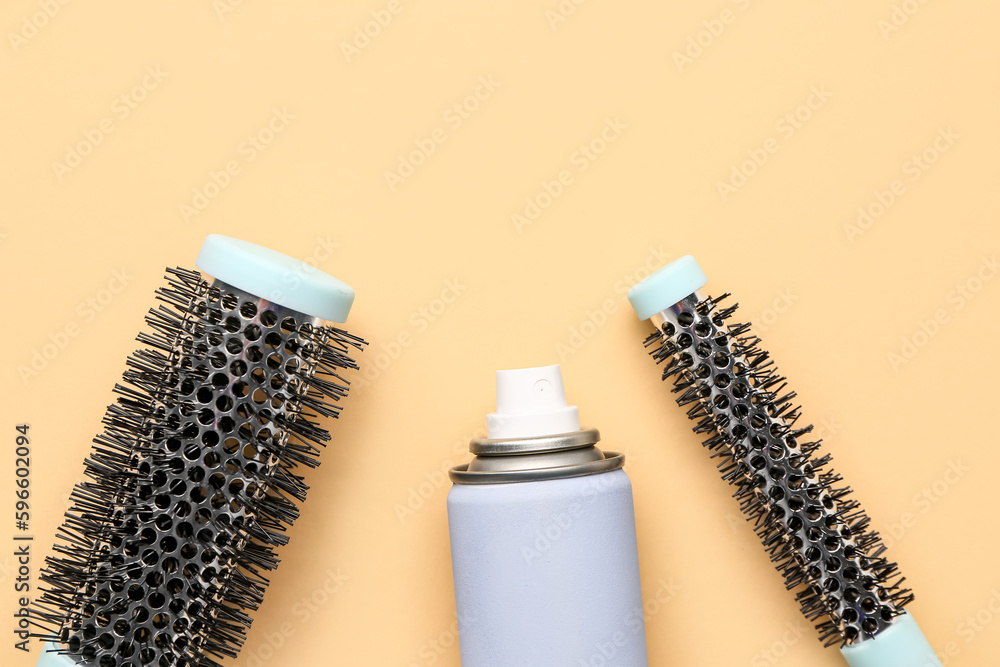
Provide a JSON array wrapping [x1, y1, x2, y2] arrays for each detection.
[[486, 365, 581, 439]]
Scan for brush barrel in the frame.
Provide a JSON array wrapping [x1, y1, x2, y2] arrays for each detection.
[[34, 235, 362, 666], [41, 280, 355, 665], [628, 255, 931, 655]]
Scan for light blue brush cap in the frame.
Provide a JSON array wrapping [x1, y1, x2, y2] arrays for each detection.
[[627, 254, 707, 320], [840, 613, 941, 667], [35, 643, 78, 666], [195, 234, 355, 323]]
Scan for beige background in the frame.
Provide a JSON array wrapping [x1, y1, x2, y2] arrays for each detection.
[[2, 1, 998, 665]]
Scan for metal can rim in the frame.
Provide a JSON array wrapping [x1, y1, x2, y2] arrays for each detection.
[[469, 428, 601, 456], [449, 451, 625, 485]]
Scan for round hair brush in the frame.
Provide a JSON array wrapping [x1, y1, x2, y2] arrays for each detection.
[[627, 255, 940, 667], [31, 235, 365, 667]]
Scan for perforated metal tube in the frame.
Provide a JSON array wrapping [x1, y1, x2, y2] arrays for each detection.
[[35, 271, 363, 667]]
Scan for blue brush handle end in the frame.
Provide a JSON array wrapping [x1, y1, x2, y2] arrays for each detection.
[[35, 643, 77, 667], [840, 613, 942, 667], [626, 254, 707, 320], [196, 234, 355, 323]]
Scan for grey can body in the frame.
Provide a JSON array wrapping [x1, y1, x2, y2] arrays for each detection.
[[447, 467, 648, 666]]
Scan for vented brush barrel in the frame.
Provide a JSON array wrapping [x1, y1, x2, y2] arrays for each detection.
[[627, 255, 940, 667], [33, 235, 364, 667]]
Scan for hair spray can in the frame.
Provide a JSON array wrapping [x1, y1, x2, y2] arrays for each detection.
[[447, 365, 648, 665]]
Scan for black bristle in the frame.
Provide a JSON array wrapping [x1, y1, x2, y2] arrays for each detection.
[[643, 293, 911, 648], [32, 267, 365, 667]]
